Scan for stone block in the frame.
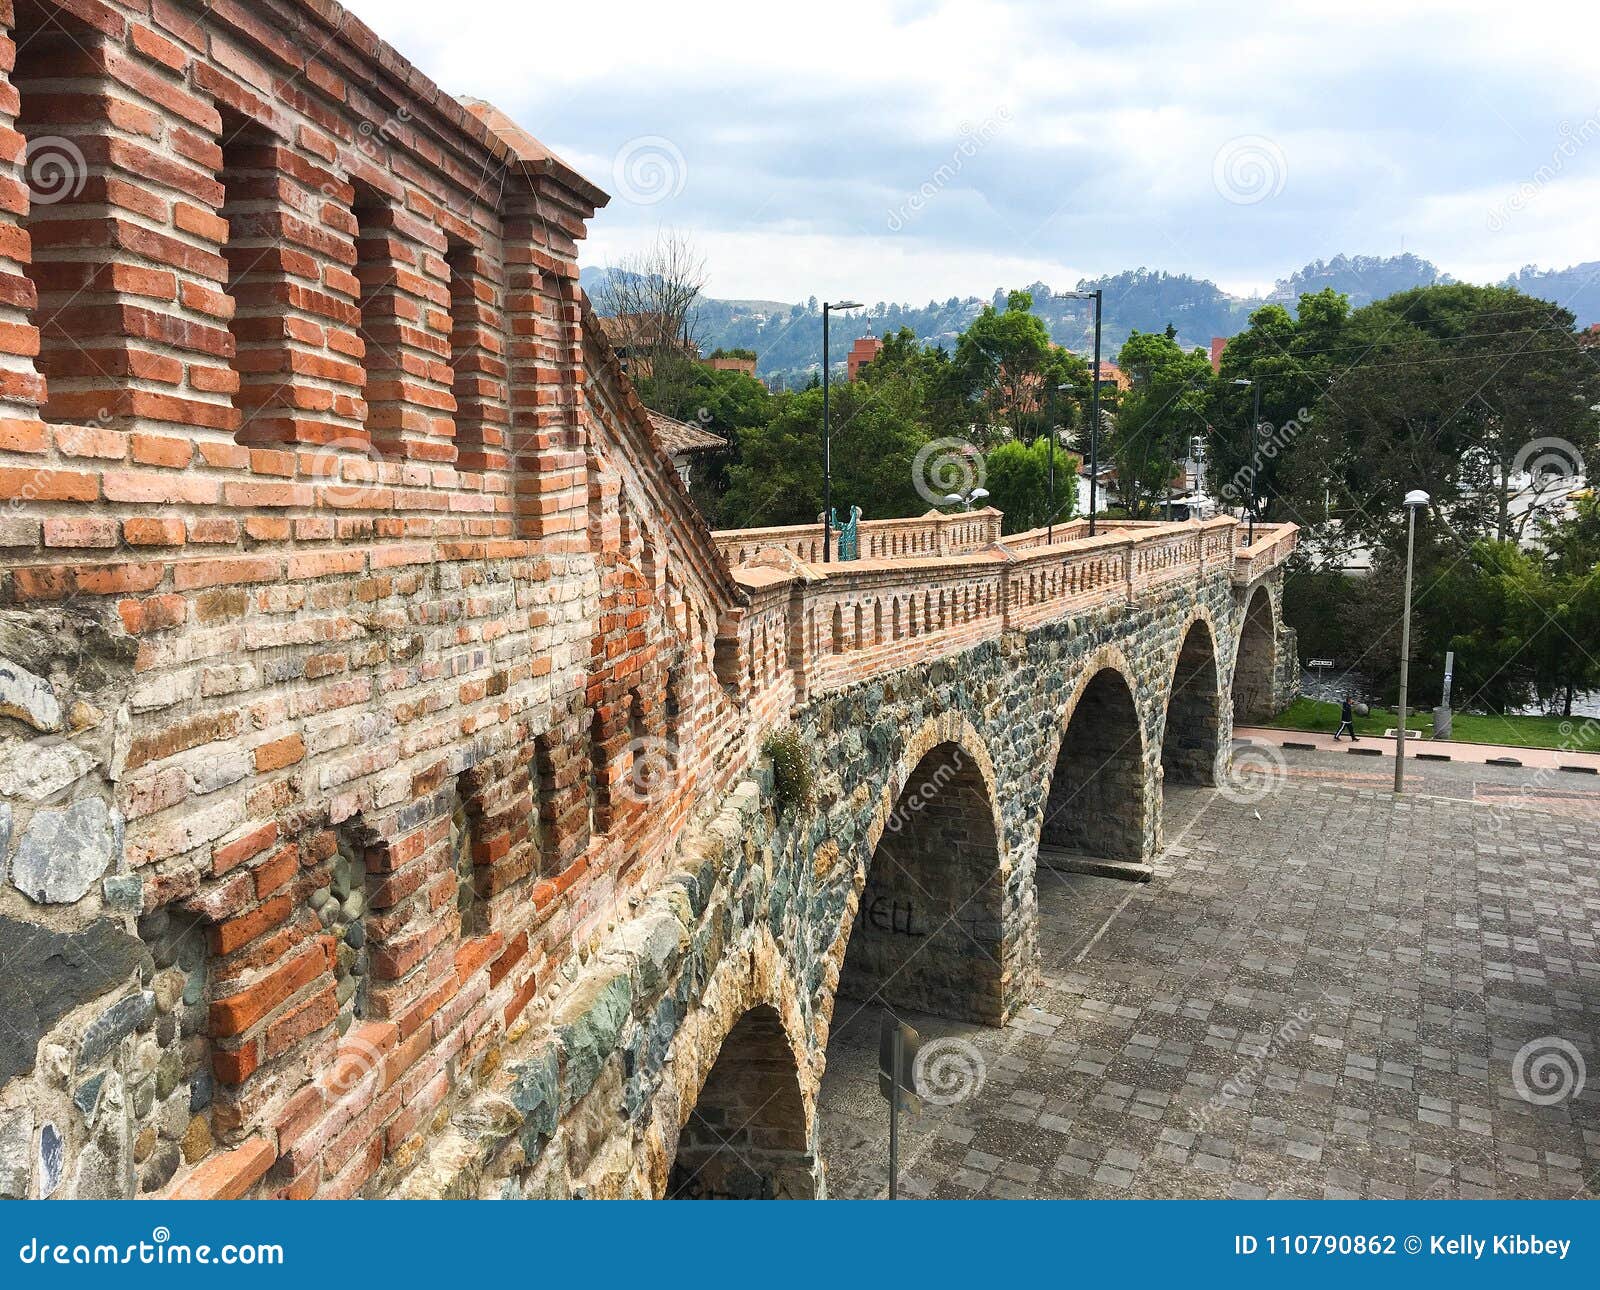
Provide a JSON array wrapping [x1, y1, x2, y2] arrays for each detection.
[[0, 916, 151, 1084], [10, 797, 117, 903]]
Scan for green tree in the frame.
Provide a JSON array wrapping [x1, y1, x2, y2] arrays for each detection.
[[1111, 330, 1211, 517], [1211, 289, 1350, 525], [952, 290, 1082, 445], [719, 377, 931, 528], [983, 437, 1080, 534], [1283, 284, 1600, 551]]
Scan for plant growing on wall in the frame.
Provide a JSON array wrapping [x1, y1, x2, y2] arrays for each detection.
[[762, 728, 816, 810]]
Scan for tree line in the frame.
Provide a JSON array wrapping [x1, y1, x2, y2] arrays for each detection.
[[603, 235, 1600, 716]]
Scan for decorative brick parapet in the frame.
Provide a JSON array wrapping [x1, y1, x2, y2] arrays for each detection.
[[712, 507, 1004, 567], [713, 515, 1264, 704], [1232, 522, 1298, 584]]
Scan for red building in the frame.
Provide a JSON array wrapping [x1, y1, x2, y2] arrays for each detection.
[[847, 336, 883, 380]]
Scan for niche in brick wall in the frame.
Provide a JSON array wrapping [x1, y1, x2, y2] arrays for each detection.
[[319, 832, 372, 1032], [133, 908, 213, 1192], [449, 774, 489, 937], [12, 0, 105, 422]]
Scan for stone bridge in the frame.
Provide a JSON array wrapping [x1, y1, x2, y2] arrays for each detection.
[[0, 0, 1294, 1200]]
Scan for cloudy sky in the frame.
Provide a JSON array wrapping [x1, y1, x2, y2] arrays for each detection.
[[353, 0, 1599, 304]]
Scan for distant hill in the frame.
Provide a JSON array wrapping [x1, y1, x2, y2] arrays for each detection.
[[582, 255, 1600, 385], [1501, 262, 1600, 327], [1269, 253, 1452, 308]]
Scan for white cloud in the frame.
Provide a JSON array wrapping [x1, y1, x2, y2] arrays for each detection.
[[349, 0, 1600, 302]]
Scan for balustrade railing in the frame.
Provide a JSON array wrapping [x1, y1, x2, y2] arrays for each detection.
[[710, 514, 1291, 706]]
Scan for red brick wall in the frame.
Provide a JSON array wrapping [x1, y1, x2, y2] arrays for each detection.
[[0, 0, 754, 1201]]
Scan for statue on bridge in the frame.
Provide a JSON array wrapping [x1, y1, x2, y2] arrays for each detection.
[[830, 506, 863, 561]]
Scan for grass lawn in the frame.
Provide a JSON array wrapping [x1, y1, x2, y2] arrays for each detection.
[[1262, 697, 1586, 750]]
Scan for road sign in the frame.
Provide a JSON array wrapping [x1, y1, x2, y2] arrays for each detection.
[[878, 1013, 920, 1200], [1308, 657, 1334, 669], [878, 1015, 920, 1111]]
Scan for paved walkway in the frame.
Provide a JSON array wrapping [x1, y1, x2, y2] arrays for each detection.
[[1237, 725, 1600, 773], [817, 755, 1600, 1198]]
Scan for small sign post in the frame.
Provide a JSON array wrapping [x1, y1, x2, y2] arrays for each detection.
[[878, 1012, 921, 1199]]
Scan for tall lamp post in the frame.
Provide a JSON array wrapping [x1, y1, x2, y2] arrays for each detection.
[[1394, 489, 1431, 794], [1046, 381, 1070, 543], [1232, 377, 1262, 544], [1062, 289, 1103, 535], [820, 300, 864, 562]]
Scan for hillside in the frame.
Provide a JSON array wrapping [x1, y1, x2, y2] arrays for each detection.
[[582, 255, 1600, 385]]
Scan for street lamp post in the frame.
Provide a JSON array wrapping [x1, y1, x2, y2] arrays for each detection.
[[1394, 489, 1430, 794], [1062, 289, 1104, 535], [1046, 381, 1069, 543], [1232, 377, 1262, 544], [821, 300, 864, 563]]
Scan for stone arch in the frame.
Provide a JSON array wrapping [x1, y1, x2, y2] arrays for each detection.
[[1039, 649, 1151, 866], [1233, 583, 1277, 724], [1160, 613, 1224, 788], [835, 715, 1006, 1026], [666, 1003, 816, 1199], [646, 931, 820, 1200]]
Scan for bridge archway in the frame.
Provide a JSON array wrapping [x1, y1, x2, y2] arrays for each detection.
[[1040, 661, 1149, 865], [666, 1003, 817, 1199], [1233, 585, 1276, 724], [1161, 616, 1223, 787], [837, 734, 1005, 1026]]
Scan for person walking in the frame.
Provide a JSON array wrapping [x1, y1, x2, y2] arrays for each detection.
[[1334, 694, 1358, 742]]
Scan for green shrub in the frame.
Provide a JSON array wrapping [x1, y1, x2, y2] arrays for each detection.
[[763, 728, 815, 809]]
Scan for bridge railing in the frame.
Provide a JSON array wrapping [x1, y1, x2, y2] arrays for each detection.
[[1233, 523, 1298, 583], [711, 508, 1004, 567], [715, 515, 1266, 703]]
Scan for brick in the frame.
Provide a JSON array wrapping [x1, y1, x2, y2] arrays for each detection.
[[209, 944, 327, 1037], [213, 820, 279, 875], [167, 1137, 275, 1199], [254, 733, 305, 773]]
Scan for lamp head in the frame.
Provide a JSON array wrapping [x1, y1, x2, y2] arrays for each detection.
[[970, 488, 990, 503], [830, 300, 864, 311], [941, 493, 965, 508], [1232, 378, 1252, 387], [1403, 489, 1431, 508]]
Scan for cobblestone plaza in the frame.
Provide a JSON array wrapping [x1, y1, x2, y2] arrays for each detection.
[[820, 752, 1600, 1199]]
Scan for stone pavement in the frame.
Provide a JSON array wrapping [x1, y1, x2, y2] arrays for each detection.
[[817, 753, 1600, 1198], [1237, 725, 1600, 773]]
